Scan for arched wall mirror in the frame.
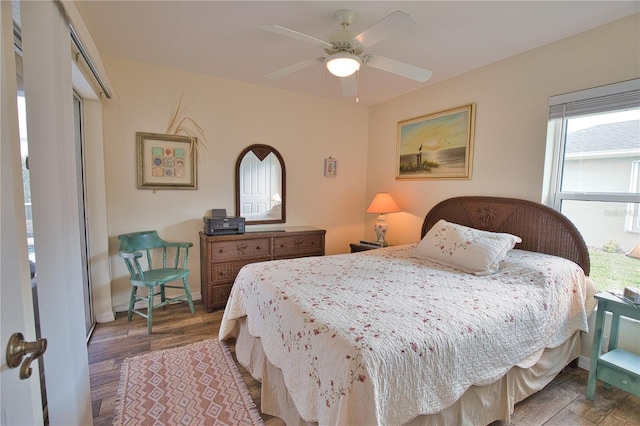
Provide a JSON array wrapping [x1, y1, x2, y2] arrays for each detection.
[[235, 144, 286, 225]]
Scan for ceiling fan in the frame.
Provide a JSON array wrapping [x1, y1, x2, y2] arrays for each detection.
[[260, 9, 433, 100]]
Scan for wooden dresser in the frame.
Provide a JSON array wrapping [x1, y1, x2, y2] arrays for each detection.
[[199, 226, 326, 311]]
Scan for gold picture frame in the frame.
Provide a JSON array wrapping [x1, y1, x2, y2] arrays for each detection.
[[396, 103, 475, 180], [136, 132, 197, 189]]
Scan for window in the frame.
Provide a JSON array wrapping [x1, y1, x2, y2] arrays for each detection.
[[546, 79, 640, 291]]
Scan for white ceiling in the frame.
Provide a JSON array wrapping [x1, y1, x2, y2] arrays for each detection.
[[76, 1, 639, 106]]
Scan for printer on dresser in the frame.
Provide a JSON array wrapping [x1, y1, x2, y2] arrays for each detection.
[[199, 226, 325, 311]]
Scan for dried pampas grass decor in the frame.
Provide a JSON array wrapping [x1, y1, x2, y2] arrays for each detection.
[[166, 90, 210, 162]]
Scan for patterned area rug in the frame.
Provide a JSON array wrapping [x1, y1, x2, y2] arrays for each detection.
[[114, 339, 264, 426]]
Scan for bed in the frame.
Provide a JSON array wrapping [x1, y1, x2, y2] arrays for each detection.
[[219, 196, 597, 425]]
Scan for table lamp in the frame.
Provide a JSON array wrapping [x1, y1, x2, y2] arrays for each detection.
[[271, 192, 282, 206], [366, 192, 401, 246]]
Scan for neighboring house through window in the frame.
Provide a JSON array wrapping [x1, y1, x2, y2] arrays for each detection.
[[545, 79, 640, 291]]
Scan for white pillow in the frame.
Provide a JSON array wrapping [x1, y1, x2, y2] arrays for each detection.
[[412, 219, 522, 275]]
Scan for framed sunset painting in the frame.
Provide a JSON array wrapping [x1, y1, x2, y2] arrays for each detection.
[[396, 103, 475, 179]]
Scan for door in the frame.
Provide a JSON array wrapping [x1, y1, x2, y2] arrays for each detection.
[[73, 93, 95, 337], [240, 152, 277, 214], [2, 1, 93, 424], [1, 2, 43, 423]]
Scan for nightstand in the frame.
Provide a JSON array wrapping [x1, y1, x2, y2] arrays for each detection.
[[350, 243, 380, 253], [586, 292, 640, 400]]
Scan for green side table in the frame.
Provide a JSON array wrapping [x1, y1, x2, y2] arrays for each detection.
[[586, 292, 640, 400]]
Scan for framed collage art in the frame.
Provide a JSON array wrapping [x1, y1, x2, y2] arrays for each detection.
[[136, 132, 197, 189]]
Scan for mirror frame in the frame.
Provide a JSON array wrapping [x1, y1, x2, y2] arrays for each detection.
[[235, 144, 286, 225]]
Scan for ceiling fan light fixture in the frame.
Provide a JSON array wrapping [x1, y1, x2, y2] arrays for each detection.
[[325, 52, 362, 77]]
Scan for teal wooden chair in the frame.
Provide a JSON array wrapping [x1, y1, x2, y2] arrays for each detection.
[[118, 230, 195, 333]]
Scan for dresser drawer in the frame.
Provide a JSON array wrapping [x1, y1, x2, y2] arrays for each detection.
[[209, 238, 270, 261], [210, 284, 234, 308], [200, 228, 325, 311], [209, 259, 269, 284], [596, 362, 640, 395], [274, 234, 324, 258], [596, 349, 640, 396]]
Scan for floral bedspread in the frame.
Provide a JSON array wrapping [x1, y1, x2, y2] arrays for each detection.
[[219, 246, 590, 426]]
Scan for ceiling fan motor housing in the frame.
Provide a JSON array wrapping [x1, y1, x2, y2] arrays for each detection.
[[325, 10, 363, 56], [324, 32, 363, 56], [335, 9, 355, 26]]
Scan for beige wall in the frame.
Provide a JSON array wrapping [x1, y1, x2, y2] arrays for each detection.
[[101, 58, 369, 311], [366, 14, 640, 246]]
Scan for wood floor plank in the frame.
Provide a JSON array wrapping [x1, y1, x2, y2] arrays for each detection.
[[611, 393, 640, 423], [511, 380, 579, 426], [568, 380, 633, 424], [544, 408, 596, 426], [88, 358, 114, 375], [91, 379, 120, 402], [87, 367, 121, 388], [98, 395, 117, 417], [88, 301, 636, 425]]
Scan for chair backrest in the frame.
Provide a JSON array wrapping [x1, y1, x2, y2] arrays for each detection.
[[118, 230, 166, 252], [118, 231, 191, 281]]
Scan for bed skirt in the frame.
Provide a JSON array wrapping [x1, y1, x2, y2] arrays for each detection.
[[232, 317, 581, 426]]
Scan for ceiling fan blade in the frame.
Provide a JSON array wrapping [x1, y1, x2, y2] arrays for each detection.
[[264, 58, 323, 80], [340, 74, 358, 97], [365, 55, 433, 82], [354, 10, 416, 48], [260, 24, 333, 48]]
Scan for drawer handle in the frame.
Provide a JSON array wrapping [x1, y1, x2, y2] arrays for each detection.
[[218, 271, 227, 277]]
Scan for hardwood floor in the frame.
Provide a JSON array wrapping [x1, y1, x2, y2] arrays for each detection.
[[88, 301, 639, 426]]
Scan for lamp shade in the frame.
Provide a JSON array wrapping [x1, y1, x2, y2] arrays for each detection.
[[627, 242, 640, 259], [366, 193, 401, 214], [325, 53, 362, 77]]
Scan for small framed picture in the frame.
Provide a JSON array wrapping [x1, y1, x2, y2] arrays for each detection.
[[324, 157, 337, 177], [136, 132, 197, 189]]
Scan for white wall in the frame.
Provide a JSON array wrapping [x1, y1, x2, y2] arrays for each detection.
[[101, 57, 369, 312], [366, 14, 640, 246]]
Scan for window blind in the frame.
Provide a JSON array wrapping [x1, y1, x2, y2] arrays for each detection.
[[549, 78, 640, 119]]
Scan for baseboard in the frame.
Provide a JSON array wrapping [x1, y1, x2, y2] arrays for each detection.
[[113, 291, 202, 313], [577, 355, 591, 370], [95, 311, 116, 323]]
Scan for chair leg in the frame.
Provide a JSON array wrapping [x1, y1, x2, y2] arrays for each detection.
[[128, 287, 137, 321], [183, 277, 195, 314], [147, 287, 154, 334], [160, 284, 166, 304]]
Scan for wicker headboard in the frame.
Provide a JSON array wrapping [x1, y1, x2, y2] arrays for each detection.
[[421, 196, 590, 275]]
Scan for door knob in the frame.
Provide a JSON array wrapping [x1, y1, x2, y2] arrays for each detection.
[[6, 332, 47, 380]]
